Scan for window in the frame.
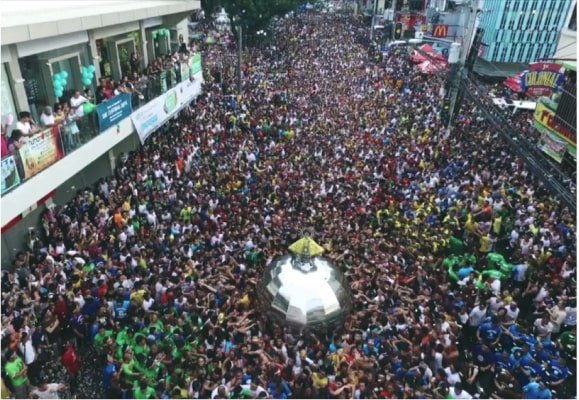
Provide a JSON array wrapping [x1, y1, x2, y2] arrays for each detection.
[[500, 10, 508, 29], [505, 0, 511, 11], [491, 45, 499, 61], [508, 45, 517, 62], [570, 7, 577, 31], [508, 17, 516, 29], [500, 45, 508, 62], [521, 0, 529, 13], [517, 12, 526, 29]]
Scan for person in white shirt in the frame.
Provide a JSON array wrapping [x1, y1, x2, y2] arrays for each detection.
[[548, 299, 567, 334], [69, 90, 88, 118], [19, 331, 38, 384], [29, 382, 66, 399], [449, 382, 473, 399], [534, 315, 554, 341], [39, 106, 56, 127], [14, 111, 38, 137]]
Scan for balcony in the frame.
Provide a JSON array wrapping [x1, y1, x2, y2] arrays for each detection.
[[1, 54, 204, 226]]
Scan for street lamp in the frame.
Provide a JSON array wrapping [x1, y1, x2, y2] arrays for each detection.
[[231, 11, 245, 95]]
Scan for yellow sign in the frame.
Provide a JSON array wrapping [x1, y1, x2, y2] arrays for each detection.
[[534, 102, 576, 146], [433, 24, 448, 38]]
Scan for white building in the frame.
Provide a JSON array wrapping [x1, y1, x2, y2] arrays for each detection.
[[1, 0, 202, 262]]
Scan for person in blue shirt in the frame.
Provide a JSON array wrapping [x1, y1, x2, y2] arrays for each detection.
[[477, 316, 502, 347], [495, 351, 515, 372], [103, 355, 117, 393], [523, 380, 552, 399], [542, 358, 570, 388], [457, 265, 475, 280], [532, 342, 552, 363], [267, 376, 292, 400]]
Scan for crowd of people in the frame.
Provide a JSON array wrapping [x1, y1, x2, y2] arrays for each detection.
[[1, 10, 576, 400]]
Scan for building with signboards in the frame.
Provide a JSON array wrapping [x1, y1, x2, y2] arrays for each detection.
[[478, 0, 574, 63], [1, 0, 203, 263]]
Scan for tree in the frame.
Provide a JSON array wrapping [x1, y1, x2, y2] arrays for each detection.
[[202, 0, 303, 35]]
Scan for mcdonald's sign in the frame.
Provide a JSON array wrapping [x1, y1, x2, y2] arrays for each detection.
[[432, 24, 448, 38]]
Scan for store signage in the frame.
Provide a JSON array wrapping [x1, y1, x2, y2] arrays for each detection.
[[534, 102, 576, 145], [432, 24, 448, 38], [132, 70, 204, 143], [96, 93, 132, 132], [521, 63, 564, 97], [1, 155, 21, 194], [18, 126, 63, 179]]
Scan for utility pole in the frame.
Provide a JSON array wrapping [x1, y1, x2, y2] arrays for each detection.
[[445, 0, 478, 128], [370, 0, 378, 42], [237, 24, 242, 95]]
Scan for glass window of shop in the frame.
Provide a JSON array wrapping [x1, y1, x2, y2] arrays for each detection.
[[1, 64, 18, 133], [96, 31, 143, 81], [18, 43, 94, 122]]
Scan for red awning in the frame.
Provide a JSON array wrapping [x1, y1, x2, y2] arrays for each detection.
[[416, 59, 448, 74], [503, 76, 523, 93]]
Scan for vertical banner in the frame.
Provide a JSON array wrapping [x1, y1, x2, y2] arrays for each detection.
[[18, 126, 64, 179], [1, 155, 21, 194], [181, 60, 190, 82], [160, 71, 168, 93], [96, 93, 133, 132], [190, 53, 202, 76]]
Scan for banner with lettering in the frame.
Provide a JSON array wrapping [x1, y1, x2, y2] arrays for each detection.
[[521, 63, 565, 97], [1, 155, 21, 194], [537, 129, 567, 163], [181, 60, 190, 82], [18, 126, 63, 179], [131, 72, 204, 144], [534, 102, 576, 145], [96, 93, 132, 132]]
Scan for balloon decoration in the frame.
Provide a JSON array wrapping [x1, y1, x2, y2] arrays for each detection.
[[81, 65, 96, 87], [52, 71, 69, 98], [152, 28, 171, 40]]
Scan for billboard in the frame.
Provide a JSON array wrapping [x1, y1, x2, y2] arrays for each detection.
[[534, 100, 576, 159], [521, 63, 565, 97]]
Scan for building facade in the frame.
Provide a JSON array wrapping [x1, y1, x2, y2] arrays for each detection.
[[1, 1, 203, 263], [553, 0, 577, 68], [479, 0, 574, 63]]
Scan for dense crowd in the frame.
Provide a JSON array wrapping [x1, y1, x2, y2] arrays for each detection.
[[1, 12, 576, 400]]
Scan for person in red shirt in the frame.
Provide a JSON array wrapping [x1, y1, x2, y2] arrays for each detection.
[[61, 341, 80, 396]]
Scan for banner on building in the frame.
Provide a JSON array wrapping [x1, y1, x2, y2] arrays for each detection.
[[18, 126, 63, 179], [190, 53, 202, 76], [521, 63, 565, 97], [96, 93, 132, 132], [181, 60, 190, 82], [537, 128, 567, 163], [159, 71, 168, 93], [1, 155, 21, 194], [131, 69, 204, 143], [534, 102, 576, 145]]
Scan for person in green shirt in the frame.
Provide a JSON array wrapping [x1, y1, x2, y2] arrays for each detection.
[[133, 379, 156, 399], [94, 327, 114, 349], [4, 352, 29, 399]]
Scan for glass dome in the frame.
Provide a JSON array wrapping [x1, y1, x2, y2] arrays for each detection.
[[256, 237, 352, 330]]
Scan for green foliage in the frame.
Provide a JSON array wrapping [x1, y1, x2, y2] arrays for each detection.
[[202, 0, 303, 34]]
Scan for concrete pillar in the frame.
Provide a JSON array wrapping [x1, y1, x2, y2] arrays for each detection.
[[6, 45, 30, 113], [87, 30, 102, 81], [139, 20, 149, 69]]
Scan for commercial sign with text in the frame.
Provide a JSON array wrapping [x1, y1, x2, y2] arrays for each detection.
[[432, 24, 448, 38], [521, 63, 565, 97], [96, 93, 133, 132], [19, 126, 64, 179], [534, 101, 576, 159]]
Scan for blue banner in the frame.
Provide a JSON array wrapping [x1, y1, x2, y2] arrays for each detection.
[[96, 93, 132, 132]]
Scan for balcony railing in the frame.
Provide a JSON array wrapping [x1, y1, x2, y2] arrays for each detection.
[[1, 54, 202, 196]]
